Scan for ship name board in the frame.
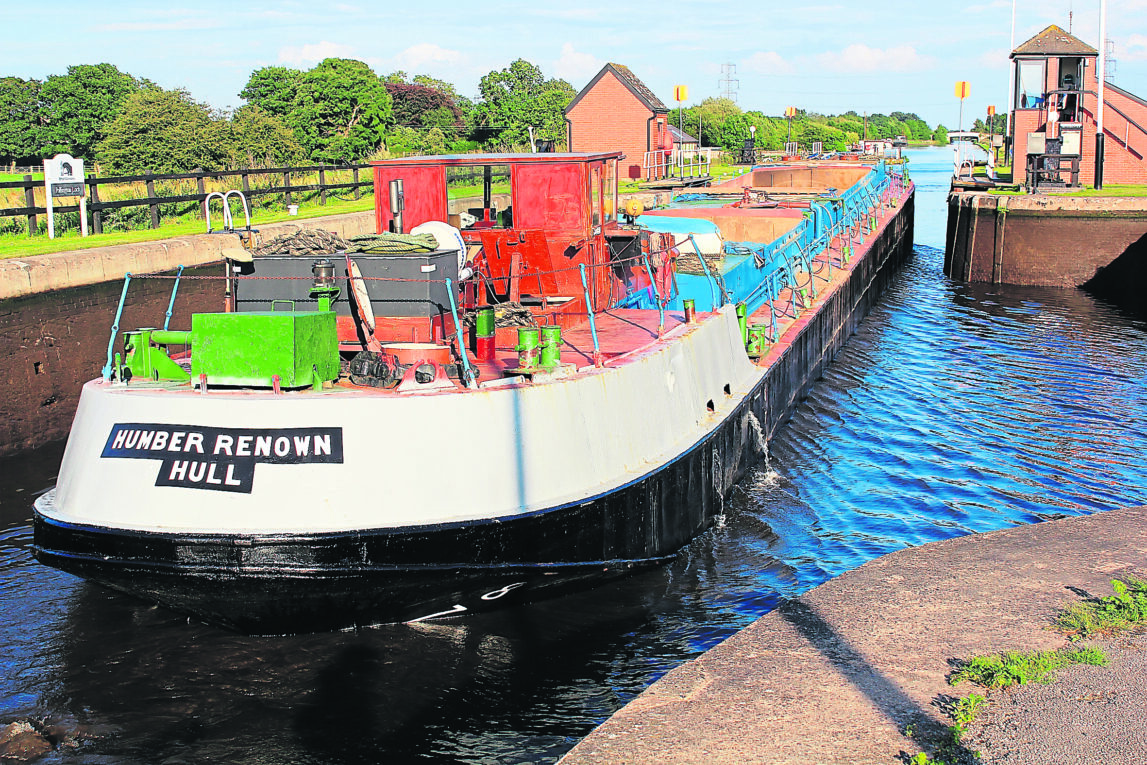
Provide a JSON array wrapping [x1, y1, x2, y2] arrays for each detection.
[[101, 423, 344, 493]]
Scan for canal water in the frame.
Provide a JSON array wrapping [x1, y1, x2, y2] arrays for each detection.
[[1, 146, 1145, 763]]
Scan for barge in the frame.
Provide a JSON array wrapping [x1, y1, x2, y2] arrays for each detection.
[[33, 153, 912, 634]]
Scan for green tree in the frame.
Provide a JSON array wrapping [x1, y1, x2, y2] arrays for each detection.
[[229, 105, 304, 166], [0, 77, 42, 164], [97, 88, 229, 173], [933, 124, 949, 143], [477, 59, 574, 148], [39, 63, 153, 158], [238, 66, 301, 119], [289, 58, 392, 162]]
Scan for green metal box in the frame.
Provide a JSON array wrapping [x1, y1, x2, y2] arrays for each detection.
[[191, 310, 339, 388]]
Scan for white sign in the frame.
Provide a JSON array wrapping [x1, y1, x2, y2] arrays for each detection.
[[43, 153, 89, 239], [45, 153, 85, 185]]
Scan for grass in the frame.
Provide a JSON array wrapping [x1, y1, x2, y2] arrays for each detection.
[[949, 645, 1108, 689], [0, 194, 376, 259], [990, 182, 1147, 197], [905, 693, 987, 765], [1056, 576, 1147, 640]]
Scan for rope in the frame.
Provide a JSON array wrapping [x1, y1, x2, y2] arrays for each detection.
[[461, 302, 537, 329], [347, 232, 438, 254], [254, 228, 349, 257]]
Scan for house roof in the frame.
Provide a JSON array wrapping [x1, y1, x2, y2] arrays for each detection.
[[1011, 25, 1097, 58], [668, 124, 697, 144], [564, 63, 669, 115]]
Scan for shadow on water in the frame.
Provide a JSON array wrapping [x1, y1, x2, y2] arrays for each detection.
[[0, 146, 1145, 762]]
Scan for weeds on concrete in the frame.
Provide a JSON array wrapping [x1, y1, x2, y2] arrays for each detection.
[[904, 693, 986, 765], [1056, 576, 1147, 641], [949, 646, 1107, 689]]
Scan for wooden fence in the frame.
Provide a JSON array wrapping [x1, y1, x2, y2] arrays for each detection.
[[0, 164, 375, 236]]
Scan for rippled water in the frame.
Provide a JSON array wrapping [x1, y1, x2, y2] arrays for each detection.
[[1, 147, 1145, 763]]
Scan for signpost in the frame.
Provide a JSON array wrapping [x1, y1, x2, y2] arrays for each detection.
[[674, 85, 688, 180], [44, 153, 88, 239], [987, 105, 996, 163], [955, 81, 970, 131], [784, 106, 797, 142]]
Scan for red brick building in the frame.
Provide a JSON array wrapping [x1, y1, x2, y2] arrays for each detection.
[[1010, 25, 1147, 186], [564, 64, 672, 180]]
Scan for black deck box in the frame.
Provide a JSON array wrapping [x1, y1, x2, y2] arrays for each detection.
[[236, 250, 460, 318]]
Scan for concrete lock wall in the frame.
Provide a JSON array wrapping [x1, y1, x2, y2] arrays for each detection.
[[944, 192, 1147, 290], [0, 213, 379, 458]]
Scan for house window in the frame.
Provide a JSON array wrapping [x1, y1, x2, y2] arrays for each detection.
[[1016, 60, 1047, 109]]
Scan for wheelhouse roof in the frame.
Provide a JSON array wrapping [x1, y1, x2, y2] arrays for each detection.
[[370, 152, 624, 167]]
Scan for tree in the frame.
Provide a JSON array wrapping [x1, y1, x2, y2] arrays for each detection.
[[288, 58, 392, 162], [97, 88, 229, 173], [0, 77, 42, 165], [229, 105, 304, 166], [477, 59, 574, 148], [385, 83, 462, 130], [933, 124, 949, 144], [39, 63, 153, 158], [239, 66, 301, 119]]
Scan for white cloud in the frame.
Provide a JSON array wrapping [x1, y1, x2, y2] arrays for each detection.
[[741, 51, 793, 75], [1124, 33, 1147, 60], [277, 41, 360, 67], [553, 43, 603, 84], [815, 44, 934, 73], [391, 43, 465, 71]]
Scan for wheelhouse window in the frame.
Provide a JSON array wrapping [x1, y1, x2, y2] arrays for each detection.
[[448, 164, 511, 229]]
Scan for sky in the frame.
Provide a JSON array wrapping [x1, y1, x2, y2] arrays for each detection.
[[4, 0, 1146, 130]]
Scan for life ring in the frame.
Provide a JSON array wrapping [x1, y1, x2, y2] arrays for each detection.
[[345, 256, 375, 335], [411, 221, 467, 274]]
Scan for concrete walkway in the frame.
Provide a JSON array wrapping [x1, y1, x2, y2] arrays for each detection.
[[560, 506, 1147, 765]]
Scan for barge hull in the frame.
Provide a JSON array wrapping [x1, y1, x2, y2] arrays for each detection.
[[34, 375, 766, 633]]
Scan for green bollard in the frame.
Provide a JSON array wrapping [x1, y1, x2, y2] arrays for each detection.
[[539, 325, 562, 368], [515, 327, 540, 370], [746, 324, 767, 357]]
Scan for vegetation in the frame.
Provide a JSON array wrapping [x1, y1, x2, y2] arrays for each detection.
[[1056, 576, 1147, 639], [0, 166, 369, 240], [1, 58, 941, 174], [905, 693, 986, 765], [949, 645, 1107, 689], [0, 190, 375, 259], [667, 102, 946, 153]]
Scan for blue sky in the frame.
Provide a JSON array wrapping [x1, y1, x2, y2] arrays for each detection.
[[5, 0, 1145, 129]]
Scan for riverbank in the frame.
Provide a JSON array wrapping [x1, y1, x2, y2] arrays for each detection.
[[559, 505, 1147, 764]]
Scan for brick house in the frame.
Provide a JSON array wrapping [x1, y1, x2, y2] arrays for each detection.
[[564, 63, 672, 180], [1010, 25, 1147, 186]]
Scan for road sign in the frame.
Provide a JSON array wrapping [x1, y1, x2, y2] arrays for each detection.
[[674, 85, 688, 102], [51, 183, 84, 197], [955, 81, 970, 99]]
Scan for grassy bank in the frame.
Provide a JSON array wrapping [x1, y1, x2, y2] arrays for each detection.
[[0, 195, 376, 259]]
